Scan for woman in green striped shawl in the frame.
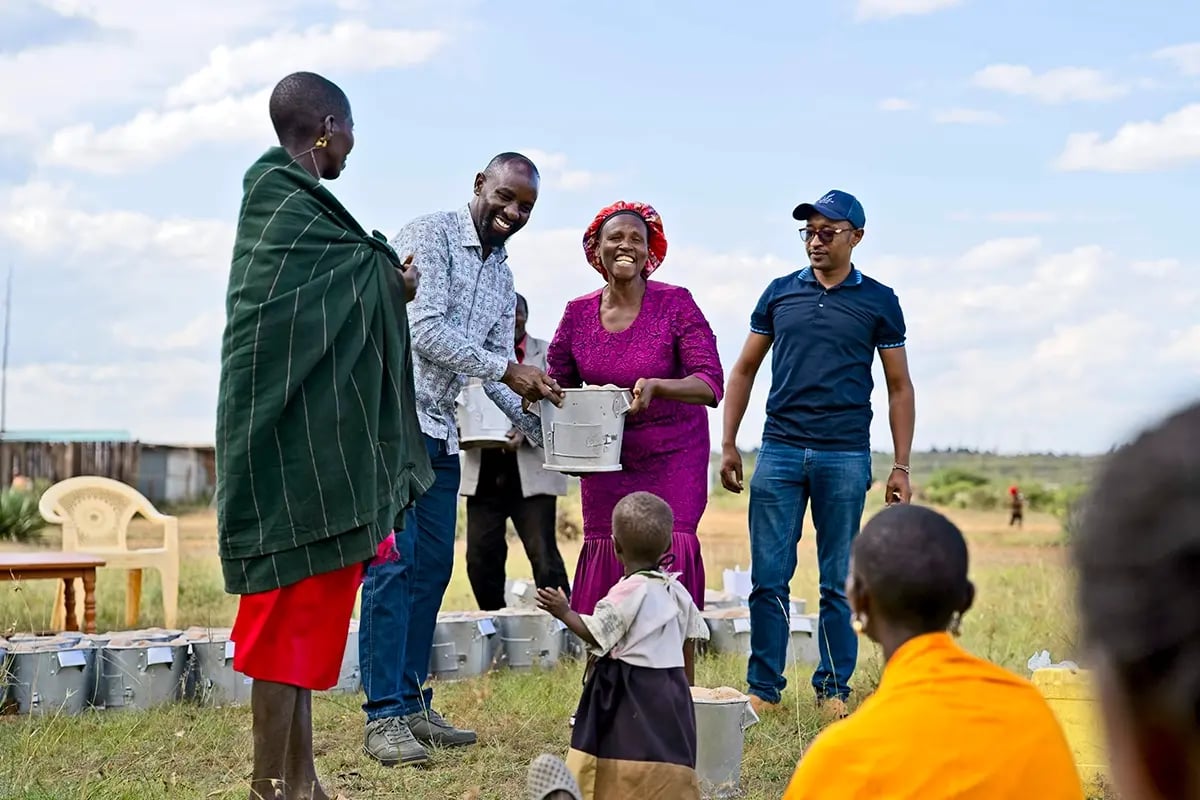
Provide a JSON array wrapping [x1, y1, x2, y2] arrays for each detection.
[[216, 71, 431, 800]]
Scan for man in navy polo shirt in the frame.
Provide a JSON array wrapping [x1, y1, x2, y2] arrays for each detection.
[[720, 189, 916, 717]]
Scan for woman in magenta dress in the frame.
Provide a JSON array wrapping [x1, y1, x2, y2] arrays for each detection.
[[547, 200, 724, 615]]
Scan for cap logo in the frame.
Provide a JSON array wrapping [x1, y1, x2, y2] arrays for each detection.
[[819, 192, 838, 205]]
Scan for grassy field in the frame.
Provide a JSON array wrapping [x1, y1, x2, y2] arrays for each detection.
[[0, 482, 1102, 799]]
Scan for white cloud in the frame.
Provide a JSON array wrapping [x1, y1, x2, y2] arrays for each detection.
[[165, 21, 448, 107], [933, 108, 1004, 125], [973, 63, 1129, 104], [39, 90, 272, 174], [0, 183, 231, 441], [877, 240, 1197, 452], [1132, 258, 1180, 278], [0, 1, 315, 137], [855, 0, 963, 21], [1031, 312, 1143, 380], [518, 149, 608, 192], [1154, 43, 1200, 76], [1054, 103, 1200, 172], [958, 237, 1042, 271], [0, 178, 230, 401], [111, 311, 226, 353], [12, 10, 451, 169], [3, 359, 220, 443], [1164, 325, 1200, 372], [0, 180, 233, 271], [1032, 244, 1105, 289], [879, 97, 916, 111]]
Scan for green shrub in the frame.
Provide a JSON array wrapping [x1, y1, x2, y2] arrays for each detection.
[[918, 471, 1089, 520], [926, 468, 990, 489], [922, 469, 992, 508], [1055, 485, 1091, 539], [1019, 481, 1056, 510], [0, 488, 45, 542]]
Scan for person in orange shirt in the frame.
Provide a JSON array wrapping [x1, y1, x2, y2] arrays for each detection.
[[782, 504, 1083, 800]]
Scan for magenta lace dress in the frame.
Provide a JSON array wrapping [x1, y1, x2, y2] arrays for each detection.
[[546, 281, 724, 614]]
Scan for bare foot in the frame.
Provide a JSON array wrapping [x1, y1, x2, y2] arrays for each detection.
[[248, 778, 286, 800], [291, 778, 332, 800]]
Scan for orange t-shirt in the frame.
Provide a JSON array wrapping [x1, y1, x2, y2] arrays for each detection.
[[782, 633, 1083, 800]]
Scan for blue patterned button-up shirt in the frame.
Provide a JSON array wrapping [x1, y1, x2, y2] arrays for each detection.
[[390, 205, 542, 453]]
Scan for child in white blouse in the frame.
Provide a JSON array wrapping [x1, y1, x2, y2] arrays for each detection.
[[537, 491, 709, 800]]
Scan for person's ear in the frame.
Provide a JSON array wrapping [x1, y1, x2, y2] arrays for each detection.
[[961, 581, 975, 615], [847, 570, 869, 618]]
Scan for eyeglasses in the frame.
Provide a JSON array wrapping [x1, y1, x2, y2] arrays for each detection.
[[799, 227, 855, 244]]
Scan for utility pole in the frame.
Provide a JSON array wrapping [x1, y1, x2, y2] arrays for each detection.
[[1, 266, 10, 436]]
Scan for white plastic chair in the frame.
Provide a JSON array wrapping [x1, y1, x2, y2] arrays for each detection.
[[40, 476, 180, 630]]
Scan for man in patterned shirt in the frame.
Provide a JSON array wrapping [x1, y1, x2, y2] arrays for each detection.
[[359, 152, 564, 767]]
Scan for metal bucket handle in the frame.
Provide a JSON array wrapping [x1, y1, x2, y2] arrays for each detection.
[[741, 700, 760, 731], [613, 391, 632, 416]]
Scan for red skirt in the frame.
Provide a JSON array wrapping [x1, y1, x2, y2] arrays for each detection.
[[231, 561, 364, 690]]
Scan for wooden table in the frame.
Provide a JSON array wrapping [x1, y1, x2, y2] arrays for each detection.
[[0, 552, 106, 633]]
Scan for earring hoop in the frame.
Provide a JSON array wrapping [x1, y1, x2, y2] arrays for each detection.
[[314, 135, 329, 149], [851, 613, 867, 635]]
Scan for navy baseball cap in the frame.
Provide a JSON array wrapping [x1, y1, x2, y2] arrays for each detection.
[[792, 189, 866, 228]]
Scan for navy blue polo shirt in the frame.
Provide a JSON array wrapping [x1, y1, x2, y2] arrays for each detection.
[[750, 266, 906, 451]]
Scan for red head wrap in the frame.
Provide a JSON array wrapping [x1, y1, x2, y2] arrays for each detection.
[[582, 201, 668, 280]]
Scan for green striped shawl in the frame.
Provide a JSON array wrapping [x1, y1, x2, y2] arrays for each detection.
[[216, 147, 432, 595]]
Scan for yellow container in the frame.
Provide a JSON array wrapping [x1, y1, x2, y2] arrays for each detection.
[[1031, 667, 1109, 792]]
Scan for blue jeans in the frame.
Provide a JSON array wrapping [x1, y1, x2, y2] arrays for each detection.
[[360, 435, 460, 720], [746, 441, 872, 703]]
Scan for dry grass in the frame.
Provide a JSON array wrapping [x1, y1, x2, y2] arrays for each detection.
[[0, 494, 1103, 799]]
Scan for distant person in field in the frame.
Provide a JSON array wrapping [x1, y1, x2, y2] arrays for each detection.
[[357, 151, 564, 768], [461, 292, 572, 611], [782, 504, 1083, 800], [1074, 400, 1200, 800], [1008, 485, 1024, 528], [537, 492, 710, 800], [216, 71, 431, 800], [720, 189, 916, 718]]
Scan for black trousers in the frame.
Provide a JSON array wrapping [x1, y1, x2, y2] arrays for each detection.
[[465, 449, 572, 611]]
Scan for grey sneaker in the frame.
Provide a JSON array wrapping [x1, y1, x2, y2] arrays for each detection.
[[363, 716, 429, 767], [403, 708, 477, 748], [527, 753, 582, 800]]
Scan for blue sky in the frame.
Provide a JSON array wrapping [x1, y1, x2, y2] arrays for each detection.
[[0, 0, 1196, 453]]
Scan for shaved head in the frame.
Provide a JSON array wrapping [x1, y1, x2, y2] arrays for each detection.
[[483, 152, 539, 181], [853, 504, 971, 633], [268, 71, 351, 147], [612, 491, 673, 565]]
